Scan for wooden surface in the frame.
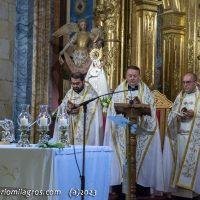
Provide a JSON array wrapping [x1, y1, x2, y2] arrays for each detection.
[[114, 103, 151, 123], [113, 103, 149, 200]]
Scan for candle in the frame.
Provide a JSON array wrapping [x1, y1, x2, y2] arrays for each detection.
[[40, 116, 48, 126], [20, 116, 28, 126], [60, 118, 67, 127]]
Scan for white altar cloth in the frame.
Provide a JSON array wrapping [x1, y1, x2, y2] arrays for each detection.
[[0, 145, 112, 200]]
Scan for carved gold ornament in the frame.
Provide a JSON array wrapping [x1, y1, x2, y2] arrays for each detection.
[[152, 90, 173, 109], [89, 48, 102, 61]]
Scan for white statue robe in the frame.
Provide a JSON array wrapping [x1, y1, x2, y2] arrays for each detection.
[[85, 59, 109, 96], [53, 83, 103, 145], [163, 89, 200, 198], [104, 81, 164, 192]]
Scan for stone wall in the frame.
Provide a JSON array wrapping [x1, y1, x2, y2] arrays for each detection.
[[0, 0, 16, 119]]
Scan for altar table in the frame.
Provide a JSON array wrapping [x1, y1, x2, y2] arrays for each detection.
[[0, 144, 112, 200]]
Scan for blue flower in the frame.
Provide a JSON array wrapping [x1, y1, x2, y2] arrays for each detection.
[[130, 124, 137, 134], [107, 115, 130, 128]]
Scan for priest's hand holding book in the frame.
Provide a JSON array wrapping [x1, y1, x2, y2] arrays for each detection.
[[176, 107, 194, 122], [67, 100, 80, 114]]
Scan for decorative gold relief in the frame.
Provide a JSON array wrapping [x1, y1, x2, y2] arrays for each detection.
[[131, 0, 160, 89], [188, 40, 194, 69], [145, 69, 153, 84], [95, 1, 121, 39], [185, 0, 196, 72], [161, 0, 200, 100], [152, 90, 172, 149], [152, 90, 173, 109], [162, 0, 186, 12], [102, 44, 120, 87], [197, 1, 200, 77], [94, 0, 122, 89], [102, 46, 115, 76], [161, 0, 186, 100], [162, 32, 185, 99]]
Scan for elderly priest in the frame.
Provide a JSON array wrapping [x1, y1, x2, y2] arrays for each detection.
[[163, 72, 200, 199]]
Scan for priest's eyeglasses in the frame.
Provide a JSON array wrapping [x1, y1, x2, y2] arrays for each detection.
[[182, 81, 195, 84]]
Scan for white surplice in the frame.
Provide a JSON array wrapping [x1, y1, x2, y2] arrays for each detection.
[[104, 80, 164, 192], [163, 89, 200, 198], [53, 83, 103, 145]]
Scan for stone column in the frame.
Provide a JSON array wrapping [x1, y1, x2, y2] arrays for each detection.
[[0, 0, 16, 119], [131, 0, 160, 89], [12, 0, 34, 140]]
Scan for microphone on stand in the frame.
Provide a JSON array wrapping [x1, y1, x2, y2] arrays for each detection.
[[52, 87, 139, 118], [70, 89, 130, 200], [74, 89, 131, 108]]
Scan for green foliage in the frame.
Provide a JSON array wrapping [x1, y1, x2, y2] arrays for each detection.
[[100, 97, 111, 108], [39, 140, 65, 148]]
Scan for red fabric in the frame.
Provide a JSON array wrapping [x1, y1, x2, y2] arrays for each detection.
[[156, 109, 161, 126], [103, 112, 107, 134]]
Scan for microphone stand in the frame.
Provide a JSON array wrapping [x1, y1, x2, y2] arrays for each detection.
[[75, 89, 129, 200], [81, 104, 87, 200]]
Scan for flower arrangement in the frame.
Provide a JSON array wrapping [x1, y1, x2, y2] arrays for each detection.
[[39, 139, 65, 148], [100, 97, 111, 112]]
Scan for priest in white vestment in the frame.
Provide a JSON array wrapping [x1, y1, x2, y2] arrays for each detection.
[[53, 72, 103, 145], [163, 72, 200, 199], [104, 66, 164, 193]]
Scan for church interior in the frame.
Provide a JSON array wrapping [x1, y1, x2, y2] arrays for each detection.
[[0, 0, 200, 200]]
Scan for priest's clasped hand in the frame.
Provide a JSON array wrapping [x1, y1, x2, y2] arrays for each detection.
[[67, 100, 80, 114], [177, 108, 194, 122]]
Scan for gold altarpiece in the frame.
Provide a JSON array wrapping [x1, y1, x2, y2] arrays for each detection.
[[94, 0, 200, 100], [95, 0, 200, 99], [29, 0, 200, 138], [94, 0, 131, 90], [161, 0, 200, 100], [130, 0, 161, 89], [95, 0, 160, 90]]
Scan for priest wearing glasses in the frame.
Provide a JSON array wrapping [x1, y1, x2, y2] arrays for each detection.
[[163, 72, 200, 199]]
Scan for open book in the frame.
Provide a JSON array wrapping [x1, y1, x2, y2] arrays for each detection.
[[107, 115, 137, 133]]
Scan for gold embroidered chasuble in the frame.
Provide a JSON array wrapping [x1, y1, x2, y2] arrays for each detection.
[[163, 89, 200, 196], [104, 81, 164, 191], [53, 83, 103, 145]]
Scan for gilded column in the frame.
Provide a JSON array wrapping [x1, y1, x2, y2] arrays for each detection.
[[161, 0, 186, 100], [131, 0, 160, 89], [31, 0, 52, 143], [94, 0, 123, 90], [185, 0, 200, 77], [197, 1, 200, 73]]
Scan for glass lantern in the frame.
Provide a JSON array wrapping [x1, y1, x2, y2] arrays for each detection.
[[57, 104, 70, 146], [36, 105, 51, 144], [17, 104, 32, 147]]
